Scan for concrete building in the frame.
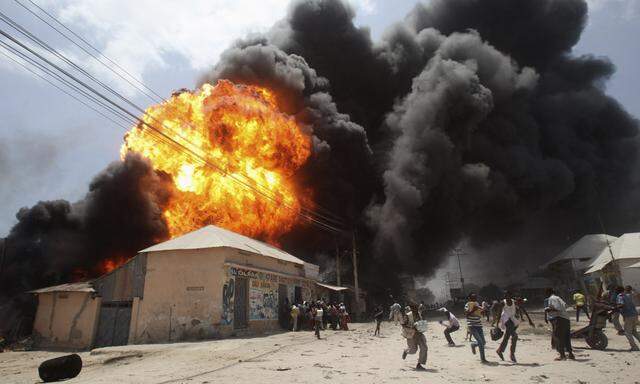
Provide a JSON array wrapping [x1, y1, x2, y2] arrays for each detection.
[[30, 225, 344, 350], [584, 232, 640, 291], [540, 234, 618, 296], [29, 282, 101, 350]]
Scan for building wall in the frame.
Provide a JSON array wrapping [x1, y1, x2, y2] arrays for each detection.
[[32, 292, 101, 350], [130, 247, 316, 344], [588, 259, 640, 293], [93, 254, 147, 302], [620, 259, 640, 291]]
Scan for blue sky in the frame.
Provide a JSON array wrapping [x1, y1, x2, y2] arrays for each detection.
[[0, 0, 639, 237]]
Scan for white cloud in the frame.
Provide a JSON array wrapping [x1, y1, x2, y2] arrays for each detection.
[[6, 0, 374, 97], [52, 0, 291, 88]]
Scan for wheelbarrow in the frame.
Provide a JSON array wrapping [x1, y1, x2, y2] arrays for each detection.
[[570, 307, 612, 350]]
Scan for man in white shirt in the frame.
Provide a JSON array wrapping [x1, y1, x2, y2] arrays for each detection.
[[545, 288, 575, 360], [313, 304, 324, 339], [438, 307, 460, 346], [390, 302, 402, 324], [290, 304, 300, 331], [496, 292, 519, 362]]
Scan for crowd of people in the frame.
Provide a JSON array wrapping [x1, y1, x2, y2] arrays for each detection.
[[289, 300, 350, 339], [376, 284, 639, 370], [284, 284, 639, 371]]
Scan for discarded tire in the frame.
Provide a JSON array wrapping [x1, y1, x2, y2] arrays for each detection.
[[38, 354, 82, 382]]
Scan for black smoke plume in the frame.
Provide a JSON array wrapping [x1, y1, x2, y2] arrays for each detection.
[[202, 0, 640, 295], [0, 154, 172, 337], [3, 0, 640, 324]]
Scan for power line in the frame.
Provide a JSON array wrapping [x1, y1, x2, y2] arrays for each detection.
[[3, 5, 347, 230], [0, 22, 346, 234], [0, 9, 345, 229], [14, 0, 163, 103], [0, 47, 131, 130]]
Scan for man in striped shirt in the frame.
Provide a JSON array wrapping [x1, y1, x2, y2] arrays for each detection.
[[465, 293, 488, 363]]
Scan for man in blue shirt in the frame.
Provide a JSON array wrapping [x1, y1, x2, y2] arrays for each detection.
[[607, 284, 625, 335], [616, 286, 640, 351]]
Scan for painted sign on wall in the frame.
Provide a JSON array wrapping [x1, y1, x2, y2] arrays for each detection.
[[225, 265, 312, 321], [249, 284, 278, 320], [220, 277, 234, 325]]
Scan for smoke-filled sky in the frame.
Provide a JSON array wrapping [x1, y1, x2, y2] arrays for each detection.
[[0, 0, 638, 237], [1, 0, 640, 300]]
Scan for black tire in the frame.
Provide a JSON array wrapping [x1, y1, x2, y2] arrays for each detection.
[[585, 331, 608, 350], [38, 354, 82, 382]]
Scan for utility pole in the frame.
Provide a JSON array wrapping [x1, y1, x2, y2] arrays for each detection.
[[352, 230, 360, 319], [0, 237, 6, 278], [335, 240, 341, 286], [597, 212, 621, 285], [452, 248, 467, 297]]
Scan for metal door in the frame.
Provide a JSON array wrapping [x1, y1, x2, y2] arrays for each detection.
[[278, 284, 288, 329], [94, 302, 132, 348], [233, 277, 248, 329]]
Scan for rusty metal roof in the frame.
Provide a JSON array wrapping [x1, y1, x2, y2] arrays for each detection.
[[28, 281, 95, 294]]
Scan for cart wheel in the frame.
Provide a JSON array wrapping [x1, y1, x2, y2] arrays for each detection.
[[585, 331, 608, 350]]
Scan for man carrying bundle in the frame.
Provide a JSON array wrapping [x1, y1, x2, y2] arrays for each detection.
[[401, 304, 428, 371]]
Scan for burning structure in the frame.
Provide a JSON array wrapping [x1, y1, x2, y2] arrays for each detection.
[[29, 225, 353, 350], [3, 0, 640, 339]]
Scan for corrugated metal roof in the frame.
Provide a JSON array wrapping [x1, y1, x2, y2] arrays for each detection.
[[29, 282, 94, 294], [541, 234, 617, 269], [585, 233, 640, 274], [316, 282, 349, 291], [627, 261, 640, 269], [140, 225, 306, 265]]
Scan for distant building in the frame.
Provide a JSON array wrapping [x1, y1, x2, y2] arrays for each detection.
[[30, 225, 348, 350], [540, 233, 640, 297], [540, 234, 617, 297], [584, 232, 640, 291]]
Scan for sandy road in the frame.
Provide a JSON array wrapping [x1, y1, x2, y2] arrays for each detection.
[[2, 316, 639, 384]]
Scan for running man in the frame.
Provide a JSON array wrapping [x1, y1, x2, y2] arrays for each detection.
[[496, 291, 532, 363], [390, 301, 402, 325], [438, 307, 460, 346], [617, 285, 640, 351], [401, 304, 428, 371], [573, 290, 590, 322], [374, 306, 384, 336], [482, 300, 491, 322], [465, 293, 488, 363], [491, 299, 503, 327]]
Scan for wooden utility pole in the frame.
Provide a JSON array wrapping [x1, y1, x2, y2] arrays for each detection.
[[335, 240, 341, 286], [452, 248, 467, 296], [352, 230, 360, 318], [0, 237, 6, 278], [597, 208, 621, 284]]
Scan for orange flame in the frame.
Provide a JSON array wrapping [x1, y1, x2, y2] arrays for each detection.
[[98, 256, 129, 275], [121, 80, 311, 243]]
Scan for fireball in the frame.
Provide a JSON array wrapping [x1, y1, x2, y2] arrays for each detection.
[[121, 80, 311, 244]]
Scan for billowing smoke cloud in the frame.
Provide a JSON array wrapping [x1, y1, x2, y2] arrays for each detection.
[[199, 0, 640, 294], [3, 0, 640, 321], [0, 153, 172, 335]]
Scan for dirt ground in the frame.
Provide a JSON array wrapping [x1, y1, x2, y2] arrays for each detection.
[[2, 313, 640, 384]]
